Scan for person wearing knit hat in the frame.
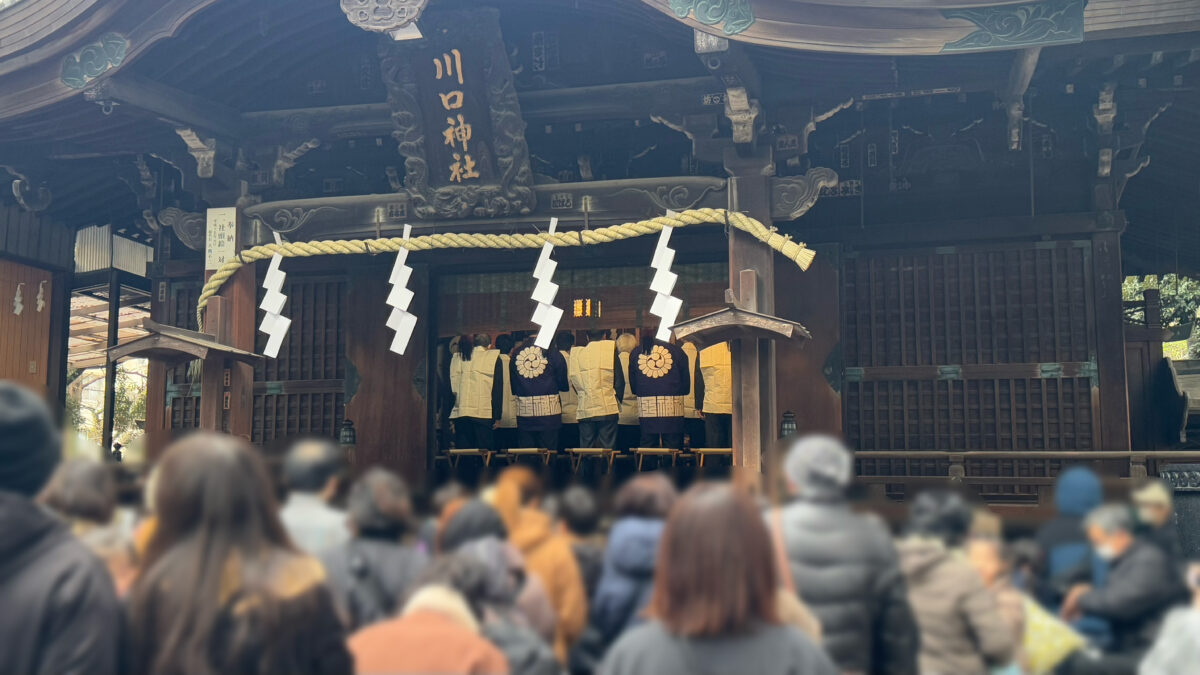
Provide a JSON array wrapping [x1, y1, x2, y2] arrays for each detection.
[[774, 434, 919, 674], [0, 381, 121, 674], [0, 380, 61, 496], [1133, 479, 1185, 567]]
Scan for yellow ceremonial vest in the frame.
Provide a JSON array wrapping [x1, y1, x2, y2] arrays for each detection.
[[498, 354, 517, 428], [457, 347, 500, 419], [558, 349, 579, 423], [681, 342, 700, 419], [569, 340, 619, 419], [617, 351, 639, 425], [699, 342, 733, 415], [448, 352, 463, 419]]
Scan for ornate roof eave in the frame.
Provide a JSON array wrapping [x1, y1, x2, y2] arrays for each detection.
[[0, 0, 221, 122], [642, 0, 1199, 56]]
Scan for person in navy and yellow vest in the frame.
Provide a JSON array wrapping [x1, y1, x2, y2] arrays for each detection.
[[694, 341, 732, 448], [629, 332, 690, 450], [567, 330, 625, 450], [509, 335, 570, 450], [450, 334, 504, 450], [494, 334, 519, 451], [615, 333, 641, 453]]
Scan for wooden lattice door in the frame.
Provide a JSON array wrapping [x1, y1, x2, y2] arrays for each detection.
[[842, 241, 1100, 497]]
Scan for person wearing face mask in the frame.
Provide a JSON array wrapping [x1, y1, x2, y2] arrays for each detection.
[[1058, 504, 1187, 675]]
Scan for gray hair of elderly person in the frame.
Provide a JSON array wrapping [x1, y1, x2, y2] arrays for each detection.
[[346, 467, 414, 539], [282, 437, 344, 493], [1084, 503, 1135, 535], [782, 433, 854, 501]]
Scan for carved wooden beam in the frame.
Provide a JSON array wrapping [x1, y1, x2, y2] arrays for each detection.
[[1002, 47, 1041, 151], [770, 167, 839, 221], [241, 177, 728, 242], [241, 77, 722, 145], [174, 128, 217, 178], [84, 73, 245, 141], [0, 165, 52, 212], [694, 29, 763, 145]]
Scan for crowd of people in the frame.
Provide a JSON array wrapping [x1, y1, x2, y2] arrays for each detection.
[[441, 330, 732, 455], [2, 378, 1199, 675]]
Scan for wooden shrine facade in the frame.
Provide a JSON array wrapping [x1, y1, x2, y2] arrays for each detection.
[[4, 0, 1200, 496]]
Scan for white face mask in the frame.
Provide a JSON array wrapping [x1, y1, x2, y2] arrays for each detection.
[[1095, 544, 1118, 561]]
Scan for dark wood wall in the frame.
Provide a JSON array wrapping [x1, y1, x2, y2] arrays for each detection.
[[0, 205, 72, 409], [0, 258, 55, 394]]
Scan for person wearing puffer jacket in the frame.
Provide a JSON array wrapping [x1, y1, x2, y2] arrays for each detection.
[[896, 490, 1015, 675], [590, 473, 678, 645], [775, 435, 919, 675]]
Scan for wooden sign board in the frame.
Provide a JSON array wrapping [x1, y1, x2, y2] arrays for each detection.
[[205, 207, 237, 271]]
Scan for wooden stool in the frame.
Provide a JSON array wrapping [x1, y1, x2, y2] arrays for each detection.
[[633, 447, 678, 471], [566, 447, 616, 473], [448, 448, 493, 469], [504, 447, 553, 466], [694, 447, 732, 467]]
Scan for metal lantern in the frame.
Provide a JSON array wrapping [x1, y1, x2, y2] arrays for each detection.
[[779, 410, 797, 438], [338, 417, 357, 465]]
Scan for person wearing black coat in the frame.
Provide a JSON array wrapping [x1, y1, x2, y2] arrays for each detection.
[[1059, 504, 1188, 675], [0, 381, 122, 675], [775, 435, 919, 675], [320, 468, 428, 630]]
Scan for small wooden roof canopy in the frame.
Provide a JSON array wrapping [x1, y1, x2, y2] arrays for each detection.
[[671, 269, 811, 349], [107, 319, 262, 366]]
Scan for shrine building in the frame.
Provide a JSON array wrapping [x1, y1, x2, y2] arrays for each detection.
[[3, 0, 1200, 504]]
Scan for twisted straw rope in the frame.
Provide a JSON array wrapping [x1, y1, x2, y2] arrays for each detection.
[[196, 208, 813, 327]]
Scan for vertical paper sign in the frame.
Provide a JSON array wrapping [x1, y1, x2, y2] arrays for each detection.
[[205, 207, 237, 271]]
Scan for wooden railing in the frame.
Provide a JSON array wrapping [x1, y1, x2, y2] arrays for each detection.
[[852, 449, 1200, 527]]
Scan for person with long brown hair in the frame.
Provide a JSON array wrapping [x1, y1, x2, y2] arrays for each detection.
[[125, 432, 352, 675], [599, 482, 837, 675]]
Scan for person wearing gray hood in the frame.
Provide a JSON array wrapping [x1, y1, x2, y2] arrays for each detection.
[[0, 381, 122, 675], [775, 434, 919, 675]]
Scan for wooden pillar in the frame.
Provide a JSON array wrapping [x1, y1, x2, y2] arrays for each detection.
[[1093, 229, 1131, 450], [198, 296, 229, 431], [45, 269, 72, 424], [198, 207, 257, 439], [725, 146, 777, 480], [101, 270, 121, 455], [224, 263, 256, 440], [144, 274, 169, 459]]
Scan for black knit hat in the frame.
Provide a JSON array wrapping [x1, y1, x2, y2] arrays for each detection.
[[0, 381, 61, 496]]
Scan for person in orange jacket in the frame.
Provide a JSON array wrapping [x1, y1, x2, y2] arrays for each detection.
[[490, 466, 588, 663]]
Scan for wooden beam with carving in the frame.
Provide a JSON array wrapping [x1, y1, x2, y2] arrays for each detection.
[[242, 177, 728, 242], [84, 73, 246, 141]]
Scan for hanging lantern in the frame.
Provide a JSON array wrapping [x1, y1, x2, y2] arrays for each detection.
[[572, 298, 601, 318]]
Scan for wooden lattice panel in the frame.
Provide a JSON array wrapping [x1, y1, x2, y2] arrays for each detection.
[[843, 242, 1098, 453], [166, 282, 201, 431], [844, 244, 1093, 366], [252, 275, 346, 445]]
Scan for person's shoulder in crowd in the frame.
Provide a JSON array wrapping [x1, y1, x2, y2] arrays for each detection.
[[0, 493, 122, 675], [601, 620, 838, 675]]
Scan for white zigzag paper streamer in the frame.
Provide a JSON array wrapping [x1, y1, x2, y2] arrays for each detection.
[[531, 217, 563, 349], [386, 224, 418, 355], [648, 210, 682, 341], [258, 233, 291, 358]]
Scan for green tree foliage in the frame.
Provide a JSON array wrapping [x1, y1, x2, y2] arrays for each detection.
[[1123, 275, 1200, 356]]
